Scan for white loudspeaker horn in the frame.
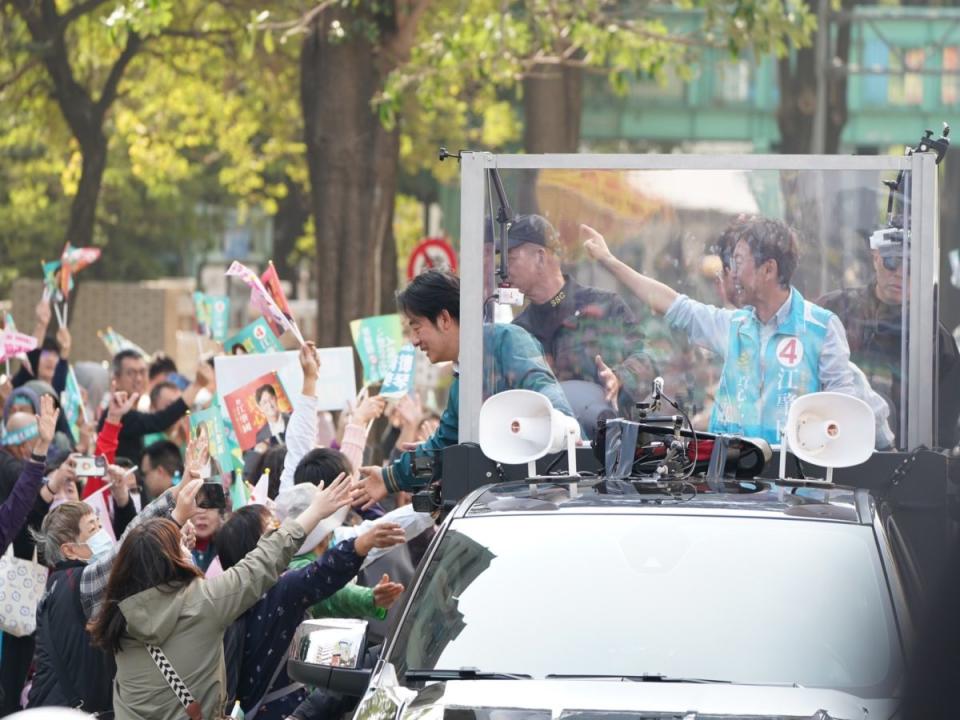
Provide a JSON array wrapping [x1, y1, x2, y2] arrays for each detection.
[[479, 389, 582, 479], [784, 391, 875, 482]]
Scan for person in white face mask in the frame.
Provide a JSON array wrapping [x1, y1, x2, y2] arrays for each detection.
[[25, 462, 204, 714]]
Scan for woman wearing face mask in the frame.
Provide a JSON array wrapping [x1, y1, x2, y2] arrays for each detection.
[[26, 464, 204, 714]]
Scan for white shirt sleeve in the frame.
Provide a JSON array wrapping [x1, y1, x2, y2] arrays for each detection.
[[663, 294, 734, 357], [278, 393, 318, 492]]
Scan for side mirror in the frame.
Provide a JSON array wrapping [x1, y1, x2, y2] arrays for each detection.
[[287, 618, 372, 696]]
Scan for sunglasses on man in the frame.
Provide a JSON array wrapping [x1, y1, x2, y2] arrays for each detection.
[[880, 255, 904, 272]]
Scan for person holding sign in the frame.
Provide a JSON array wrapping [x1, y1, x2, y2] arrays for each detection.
[[583, 216, 860, 445], [352, 270, 574, 508]]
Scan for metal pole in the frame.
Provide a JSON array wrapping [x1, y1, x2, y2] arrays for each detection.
[[811, 0, 830, 155], [458, 152, 488, 444]]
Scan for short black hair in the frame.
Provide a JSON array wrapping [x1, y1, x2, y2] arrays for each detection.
[[112, 349, 144, 377], [148, 354, 178, 380], [149, 381, 178, 410], [255, 384, 277, 403], [734, 217, 800, 288], [396, 269, 459, 324], [294, 447, 352, 487], [215, 505, 270, 570], [141, 440, 184, 478]]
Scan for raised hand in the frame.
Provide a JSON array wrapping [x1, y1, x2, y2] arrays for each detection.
[[106, 390, 140, 424], [309, 472, 351, 519], [34, 394, 60, 456], [172, 478, 204, 526], [299, 341, 320, 380], [355, 522, 407, 557], [184, 431, 209, 481], [354, 395, 387, 426], [581, 224, 613, 262], [372, 573, 405, 610], [106, 464, 131, 508]]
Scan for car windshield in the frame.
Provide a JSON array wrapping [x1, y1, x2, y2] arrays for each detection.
[[391, 514, 904, 698]]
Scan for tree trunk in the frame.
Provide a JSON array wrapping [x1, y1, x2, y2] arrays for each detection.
[[301, 6, 400, 348], [776, 0, 854, 155], [518, 64, 583, 213], [65, 130, 108, 247], [271, 178, 310, 294], [523, 64, 582, 153]]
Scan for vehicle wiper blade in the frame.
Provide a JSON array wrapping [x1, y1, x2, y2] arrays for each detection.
[[406, 667, 531, 681], [546, 673, 731, 684]]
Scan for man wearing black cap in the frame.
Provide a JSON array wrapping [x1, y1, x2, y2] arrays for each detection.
[[505, 214, 656, 414], [818, 229, 960, 446]]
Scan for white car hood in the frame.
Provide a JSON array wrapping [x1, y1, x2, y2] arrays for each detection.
[[400, 680, 894, 720]]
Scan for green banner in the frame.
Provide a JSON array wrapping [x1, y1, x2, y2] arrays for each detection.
[[189, 402, 241, 478], [224, 317, 283, 355], [349, 314, 404, 384]]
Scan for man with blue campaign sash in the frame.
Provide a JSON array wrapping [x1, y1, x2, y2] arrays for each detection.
[[583, 216, 860, 445]]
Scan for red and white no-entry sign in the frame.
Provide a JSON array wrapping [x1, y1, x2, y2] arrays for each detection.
[[406, 237, 457, 281]]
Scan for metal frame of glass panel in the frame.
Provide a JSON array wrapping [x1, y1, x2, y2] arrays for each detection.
[[459, 152, 940, 450]]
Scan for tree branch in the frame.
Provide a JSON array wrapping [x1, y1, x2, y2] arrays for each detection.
[[0, 56, 40, 91], [382, 0, 432, 66], [60, 0, 110, 28], [94, 31, 140, 120]]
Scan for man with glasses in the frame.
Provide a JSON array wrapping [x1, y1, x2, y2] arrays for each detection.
[[818, 230, 960, 446], [97, 350, 213, 462]]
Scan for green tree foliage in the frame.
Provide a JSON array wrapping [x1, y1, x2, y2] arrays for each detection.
[[0, 0, 304, 292], [386, 0, 816, 171]]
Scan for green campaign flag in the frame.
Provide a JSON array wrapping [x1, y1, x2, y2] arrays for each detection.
[[189, 402, 239, 478], [380, 344, 416, 398], [349, 314, 404, 384], [193, 292, 230, 342], [61, 366, 85, 440], [224, 318, 283, 355]]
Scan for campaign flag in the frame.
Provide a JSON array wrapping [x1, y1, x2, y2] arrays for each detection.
[[221, 370, 293, 451], [1, 314, 33, 364], [225, 261, 303, 344], [189, 403, 237, 479], [349, 314, 404, 384], [41, 260, 70, 301], [98, 327, 149, 360], [58, 243, 100, 297], [260, 262, 295, 338], [193, 292, 230, 341], [379, 344, 417, 398], [60, 366, 85, 439], [250, 469, 271, 505], [0, 331, 38, 363], [61, 243, 101, 271], [224, 318, 282, 355], [230, 470, 252, 510], [84, 488, 116, 542]]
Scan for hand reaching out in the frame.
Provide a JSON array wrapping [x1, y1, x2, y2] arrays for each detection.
[[354, 522, 406, 557], [372, 573, 405, 610]]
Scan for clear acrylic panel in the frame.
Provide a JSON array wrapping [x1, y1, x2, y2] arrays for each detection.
[[474, 164, 931, 450]]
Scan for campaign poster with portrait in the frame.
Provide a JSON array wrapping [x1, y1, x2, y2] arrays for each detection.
[[221, 371, 293, 451]]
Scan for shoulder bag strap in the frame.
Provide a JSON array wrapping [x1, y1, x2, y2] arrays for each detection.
[[145, 643, 203, 720]]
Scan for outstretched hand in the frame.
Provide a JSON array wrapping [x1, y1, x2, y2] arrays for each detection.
[[372, 573, 405, 610], [352, 466, 389, 511], [355, 522, 407, 557]]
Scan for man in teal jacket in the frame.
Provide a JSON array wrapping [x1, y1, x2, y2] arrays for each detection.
[[353, 270, 574, 506]]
